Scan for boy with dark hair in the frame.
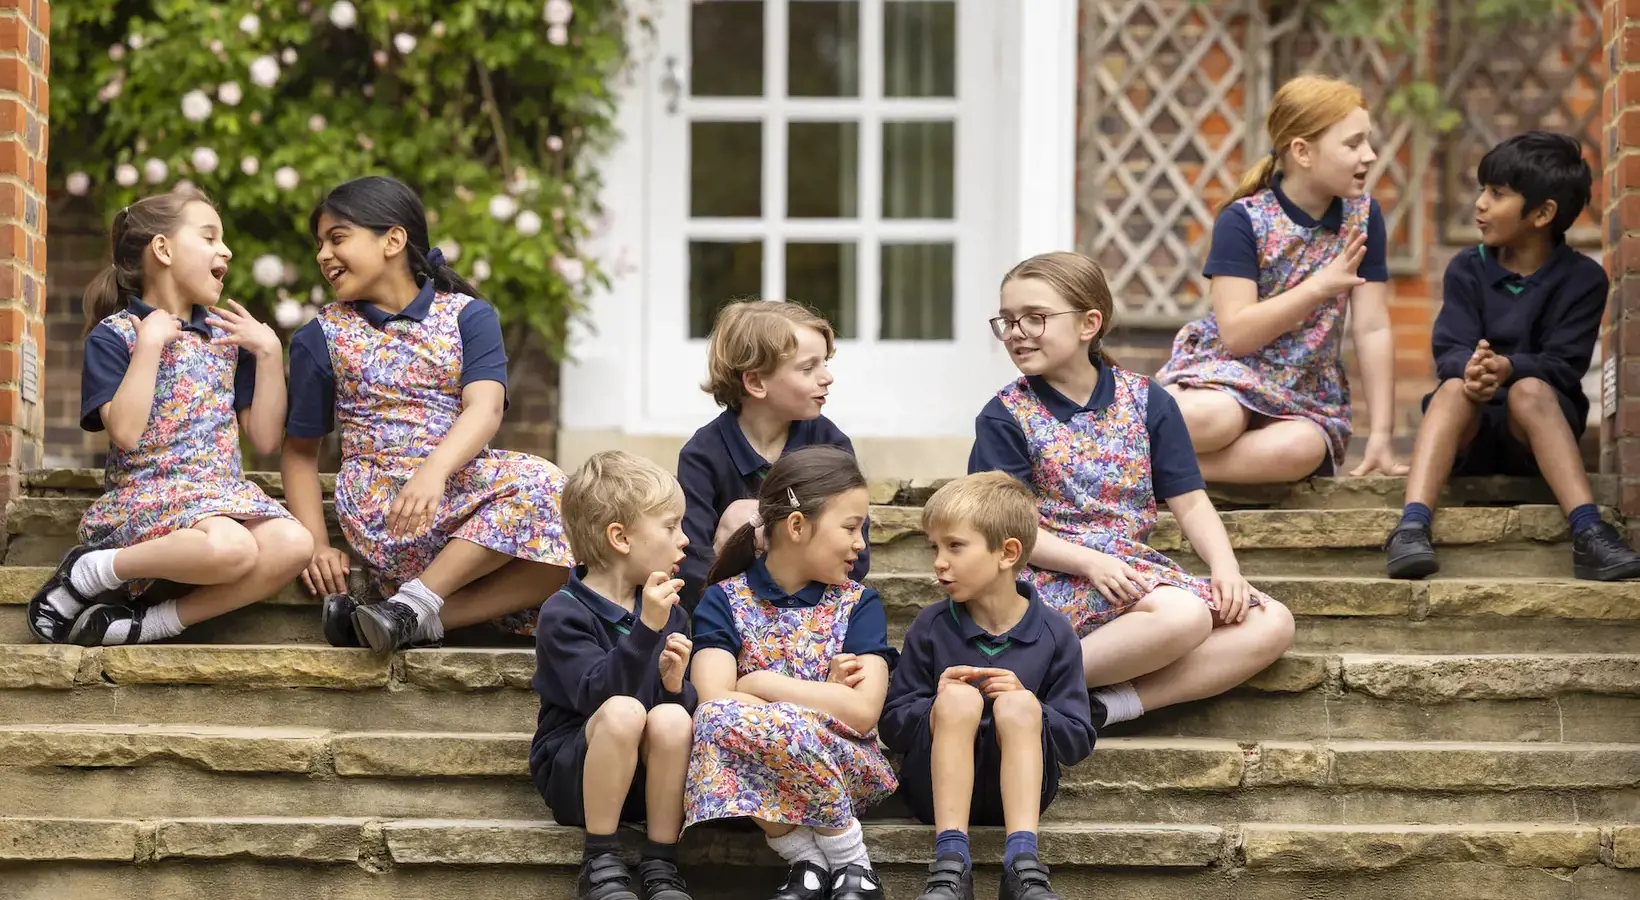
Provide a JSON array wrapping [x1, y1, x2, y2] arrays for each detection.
[[1385, 131, 1640, 581]]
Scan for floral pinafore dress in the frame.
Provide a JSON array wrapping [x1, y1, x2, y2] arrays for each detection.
[[319, 293, 574, 635], [1155, 190, 1372, 470], [685, 575, 898, 829], [79, 308, 292, 595], [999, 368, 1269, 636]]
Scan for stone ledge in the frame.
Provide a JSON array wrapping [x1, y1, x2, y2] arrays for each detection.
[[0, 817, 140, 861], [1340, 654, 1640, 701], [100, 645, 392, 689], [0, 643, 91, 688], [154, 817, 370, 862], [1241, 823, 1604, 871], [0, 723, 328, 773], [332, 732, 530, 778]]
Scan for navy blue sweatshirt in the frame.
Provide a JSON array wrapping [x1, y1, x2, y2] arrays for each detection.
[[880, 581, 1096, 767], [1432, 242, 1608, 428], [529, 568, 699, 781]]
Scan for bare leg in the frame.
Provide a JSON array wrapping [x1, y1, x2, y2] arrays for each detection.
[[1404, 379, 1482, 508], [1079, 586, 1213, 687], [170, 518, 315, 627], [1194, 419, 1329, 484], [108, 516, 263, 586], [991, 690, 1044, 836], [1132, 600, 1296, 711], [1507, 378, 1595, 512], [438, 557, 571, 630], [581, 696, 648, 835], [641, 704, 694, 845], [929, 682, 983, 832], [1165, 386, 1252, 454], [413, 538, 512, 597]]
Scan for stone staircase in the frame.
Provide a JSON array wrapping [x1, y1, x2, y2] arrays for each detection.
[[1, 469, 1638, 898]]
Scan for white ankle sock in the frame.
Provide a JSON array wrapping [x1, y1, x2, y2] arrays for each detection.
[[813, 818, 870, 870], [393, 578, 445, 625], [1091, 681, 1145, 725], [96, 599, 183, 645], [767, 827, 826, 867], [48, 549, 124, 617], [412, 610, 445, 644]]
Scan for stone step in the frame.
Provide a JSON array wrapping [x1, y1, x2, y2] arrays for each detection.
[[2, 643, 1637, 742], [6, 567, 1638, 654], [3, 723, 1639, 824], [0, 817, 1633, 900]]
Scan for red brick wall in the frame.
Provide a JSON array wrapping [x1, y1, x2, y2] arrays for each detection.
[[1604, 0, 1640, 514], [0, 0, 45, 510]]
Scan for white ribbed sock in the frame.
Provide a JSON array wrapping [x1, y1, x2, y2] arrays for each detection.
[[95, 599, 183, 645], [47, 549, 124, 617], [393, 578, 445, 625], [767, 827, 826, 867], [1091, 681, 1145, 725], [814, 818, 870, 870]]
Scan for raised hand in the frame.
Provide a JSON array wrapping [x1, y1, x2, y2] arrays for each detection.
[[658, 632, 692, 694], [640, 571, 686, 633], [207, 299, 282, 359], [1304, 226, 1368, 301], [135, 310, 182, 350]]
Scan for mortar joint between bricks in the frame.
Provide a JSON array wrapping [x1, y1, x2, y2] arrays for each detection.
[[133, 820, 158, 865], [1408, 582, 1431, 622], [76, 646, 105, 685], [389, 652, 406, 685], [1238, 741, 1260, 787], [1600, 825, 1616, 866], [314, 732, 338, 777], [1220, 822, 1246, 872], [357, 820, 393, 874], [1321, 655, 1346, 695]]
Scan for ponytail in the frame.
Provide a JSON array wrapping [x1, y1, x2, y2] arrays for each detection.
[[82, 188, 214, 337], [81, 265, 126, 337], [706, 521, 761, 586], [413, 245, 484, 299], [1088, 342, 1118, 369], [702, 444, 868, 588], [1224, 75, 1369, 214], [1221, 152, 1278, 214]]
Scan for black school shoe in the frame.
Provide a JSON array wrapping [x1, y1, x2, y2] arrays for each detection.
[[637, 858, 693, 900], [916, 853, 973, 899], [351, 599, 420, 653], [67, 603, 146, 647], [322, 593, 364, 647], [999, 854, 1061, 900], [770, 861, 830, 900], [579, 852, 640, 900], [1573, 522, 1640, 581], [829, 863, 885, 900], [1384, 525, 1439, 580], [26, 545, 123, 644]]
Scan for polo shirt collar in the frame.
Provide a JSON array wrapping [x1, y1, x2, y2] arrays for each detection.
[[946, 580, 1047, 646], [127, 296, 212, 337], [719, 411, 813, 478], [1478, 241, 1571, 289], [1271, 172, 1344, 232], [746, 558, 827, 608], [1026, 358, 1115, 424], [357, 278, 436, 328], [562, 565, 643, 631]]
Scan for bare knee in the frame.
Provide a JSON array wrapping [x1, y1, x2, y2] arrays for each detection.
[[256, 519, 315, 576], [203, 525, 259, 581], [1266, 431, 1328, 479], [930, 681, 984, 734], [643, 703, 694, 758], [1243, 599, 1296, 660], [1506, 377, 1559, 422], [589, 695, 649, 749], [1424, 379, 1480, 428], [1175, 389, 1248, 450], [991, 689, 1042, 734], [1147, 589, 1214, 647]]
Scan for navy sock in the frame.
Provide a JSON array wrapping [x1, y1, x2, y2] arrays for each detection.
[[642, 838, 678, 863], [1004, 830, 1037, 868], [935, 829, 970, 866], [1569, 503, 1602, 536], [584, 830, 621, 863], [1399, 502, 1432, 530]]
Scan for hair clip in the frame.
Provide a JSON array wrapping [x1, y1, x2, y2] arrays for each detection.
[[425, 247, 447, 269], [786, 487, 800, 509], [748, 512, 763, 529]]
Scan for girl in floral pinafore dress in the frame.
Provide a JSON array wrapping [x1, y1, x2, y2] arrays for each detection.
[[686, 446, 897, 900], [969, 252, 1295, 730], [1155, 74, 1405, 484], [283, 176, 573, 653], [27, 188, 314, 647]]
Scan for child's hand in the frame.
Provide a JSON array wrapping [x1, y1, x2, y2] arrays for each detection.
[[135, 310, 182, 350], [1463, 341, 1498, 402], [972, 667, 1025, 697], [658, 632, 692, 694], [207, 299, 282, 360], [1349, 433, 1408, 477], [386, 468, 446, 538], [1481, 352, 1513, 384], [1082, 551, 1151, 605], [640, 571, 685, 633], [1304, 226, 1368, 300], [713, 498, 765, 556], [938, 665, 981, 692], [1208, 565, 1253, 624], [302, 545, 352, 596], [827, 653, 866, 688]]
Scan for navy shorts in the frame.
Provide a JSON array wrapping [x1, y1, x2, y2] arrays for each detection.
[[896, 715, 1060, 826], [533, 725, 649, 827], [1421, 386, 1581, 478]]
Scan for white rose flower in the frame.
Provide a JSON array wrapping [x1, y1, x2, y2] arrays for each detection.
[[249, 55, 280, 88], [544, 0, 573, 26], [431, 21, 447, 38], [437, 240, 461, 262], [239, 13, 260, 35], [115, 164, 139, 187], [190, 147, 220, 174], [282, 48, 298, 65], [180, 90, 213, 122], [210, 40, 225, 55], [329, 1, 358, 29], [143, 158, 168, 184], [217, 82, 242, 106], [546, 135, 564, 152], [128, 33, 146, 50], [109, 44, 126, 61], [472, 259, 492, 282], [300, 304, 320, 325], [273, 298, 303, 328], [173, 179, 196, 193], [309, 114, 327, 132], [547, 24, 568, 46], [393, 33, 417, 54], [488, 194, 519, 221], [514, 210, 543, 237], [273, 166, 300, 190], [253, 255, 287, 288], [372, 50, 389, 67], [554, 256, 585, 284], [310, 285, 326, 303], [65, 172, 90, 196], [241, 156, 260, 176]]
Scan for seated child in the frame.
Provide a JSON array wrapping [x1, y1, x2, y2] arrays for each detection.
[[882, 472, 1096, 900], [530, 451, 698, 900], [685, 445, 897, 900], [1385, 131, 1640, 581], [677, 300, 868, 609]]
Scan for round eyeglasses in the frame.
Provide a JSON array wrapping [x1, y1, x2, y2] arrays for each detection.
[[988, 310, 1083, 340]]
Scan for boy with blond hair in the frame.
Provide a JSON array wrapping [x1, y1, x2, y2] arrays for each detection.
[[677, 299, 868, 608], [531, 451, 697, 900], [881, 472, 1095, 900]]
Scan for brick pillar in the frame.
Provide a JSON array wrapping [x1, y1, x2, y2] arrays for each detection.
[[0, 0, 46, 521]]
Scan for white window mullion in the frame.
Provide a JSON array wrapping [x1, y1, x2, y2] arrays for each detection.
[[857, 0, 885, 345], [764, 0, 790, 303]]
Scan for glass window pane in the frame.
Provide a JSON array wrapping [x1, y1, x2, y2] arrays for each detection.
[[883, 1, 955, 98], [880, 242, 953, 340], [789, 2, 860, 97], [786, 242, 857, 339], [787, 121, 859, 219], [692, 1, 764, 97], [691, 122, 763, 218], [690, 241, 764, 338], [882, 121, 954, 219]]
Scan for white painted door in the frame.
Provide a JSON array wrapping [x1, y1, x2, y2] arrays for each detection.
[[640, 0, 1017, 436]]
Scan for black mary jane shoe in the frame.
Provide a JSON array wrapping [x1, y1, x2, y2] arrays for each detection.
[[770, 860, 830, 900], [322, 593, 365, 647], [828, 863, 885, 900], [26, 545, 123, 644]]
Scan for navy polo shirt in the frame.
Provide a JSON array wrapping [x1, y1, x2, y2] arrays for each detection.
[[1430, 243, 1607, 429], [879, 581, 1095, 767], [528, 567, 698, 782], [81, 297, 258, 432], [285, 279, 510, 438], [1204, 173, 1390, 283], [691, 558, 895, 665], [968, 362, 1205, 501], [677, 410, 870, 606]]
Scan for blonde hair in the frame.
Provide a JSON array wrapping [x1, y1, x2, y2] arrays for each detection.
[[562, 451, 685, 571], [83, 186, 215, 337], [1000, 251, 1117, 367], [701, 300, 837, 410], [1224, 74, 1367, 212], [922, 472, 1038, 573]]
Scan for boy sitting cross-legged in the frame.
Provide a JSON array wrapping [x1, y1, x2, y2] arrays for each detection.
[[1385, 131, 1640, 581], [881, 473, 1097, 900], [531, 451, 699, 900]]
